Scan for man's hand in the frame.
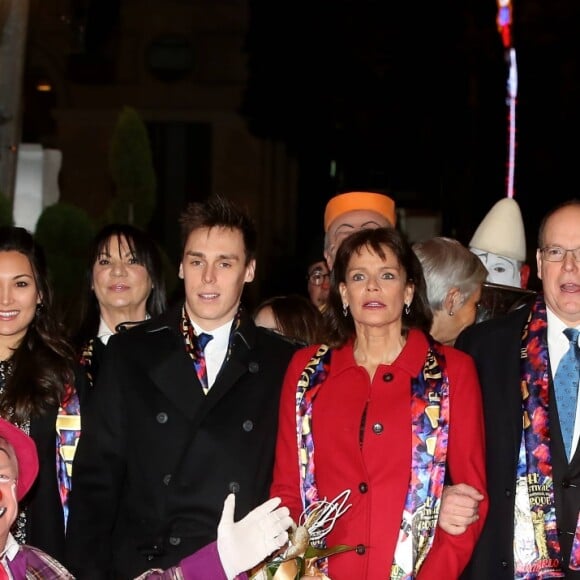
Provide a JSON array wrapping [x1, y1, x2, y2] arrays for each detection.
[[438, 483, 484, 535]]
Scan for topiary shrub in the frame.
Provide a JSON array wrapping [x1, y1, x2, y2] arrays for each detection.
[[35, 202, 96, 322], [0, 192, 14, 227], [108, 106, 157, 228]]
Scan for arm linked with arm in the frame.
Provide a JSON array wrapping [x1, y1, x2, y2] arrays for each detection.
[[417, 352, 489, 579]]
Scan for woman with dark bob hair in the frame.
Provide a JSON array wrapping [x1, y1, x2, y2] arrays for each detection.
[[253, 293, 326, 346], [0, 225, 82, 562], [73, 223, 167, 388], [271, 227, 488, 579]]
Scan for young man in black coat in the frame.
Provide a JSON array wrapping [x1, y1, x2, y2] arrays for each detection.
[[65, 196, 298, 579]]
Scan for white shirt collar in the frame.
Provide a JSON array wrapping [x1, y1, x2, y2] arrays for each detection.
[[1, 532, 19, 561], [546, 307, 569, 346], [546, 306, 580, 371], [97, 314, 151, 345], [97, 318, 115, 345], [191, 319, 233, 345]]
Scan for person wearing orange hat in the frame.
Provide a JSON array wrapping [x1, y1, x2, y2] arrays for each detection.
[[323, 191, 396, 269], [0, 417, 293, 579]]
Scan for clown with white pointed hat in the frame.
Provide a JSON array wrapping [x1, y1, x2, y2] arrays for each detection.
[[469, 197, 530, 289]]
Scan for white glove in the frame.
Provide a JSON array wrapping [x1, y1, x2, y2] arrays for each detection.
[[217, 494, 293, 579]]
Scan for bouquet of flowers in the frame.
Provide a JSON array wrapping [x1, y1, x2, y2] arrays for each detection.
[[249, 489, 355, 580]]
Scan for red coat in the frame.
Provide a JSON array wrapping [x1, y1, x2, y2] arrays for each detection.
[[271, 329, 488, 580]]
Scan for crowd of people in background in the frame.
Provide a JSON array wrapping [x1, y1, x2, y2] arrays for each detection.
[[0, 190, 579, 579]]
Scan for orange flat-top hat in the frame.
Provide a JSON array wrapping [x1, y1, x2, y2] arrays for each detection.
[[0, 418, 39, 501], [324, 191, 396, 232]]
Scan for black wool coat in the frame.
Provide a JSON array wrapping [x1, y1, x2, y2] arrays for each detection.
[[456, 304, 580, 580], [65, 304, 297, 579]]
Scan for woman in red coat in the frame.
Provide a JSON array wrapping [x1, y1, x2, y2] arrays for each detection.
[[271, 227, 488, 580]]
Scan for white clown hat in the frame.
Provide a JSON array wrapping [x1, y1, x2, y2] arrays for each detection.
[[469, 197, 526, 261]]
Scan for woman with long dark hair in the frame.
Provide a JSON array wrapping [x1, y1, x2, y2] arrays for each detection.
[[0, 225, 82, 562]]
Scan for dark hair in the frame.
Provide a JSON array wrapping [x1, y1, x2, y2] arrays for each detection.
[[325, 227, 432, 347], [73, 223, 167, 346], [179, 196, 257, 264], [253, 294, 326, 346], [0, 226, 76, 421], [537, 199, 580, 248]]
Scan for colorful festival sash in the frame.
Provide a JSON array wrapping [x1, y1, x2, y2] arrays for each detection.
[[181, 305, 242, 391], [56, 382, 81, 529], [515, 294, 580, 577], [78, 338, 95, 388], [295, 337, 450, 578]]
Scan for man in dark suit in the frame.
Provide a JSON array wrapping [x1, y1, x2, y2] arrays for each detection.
[[446, 200, 580, 579], [65, 196, 298, 579]]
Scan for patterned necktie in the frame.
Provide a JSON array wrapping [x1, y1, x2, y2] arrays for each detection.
[[554, 327, 580, 461], [194, 332, 214, 394]]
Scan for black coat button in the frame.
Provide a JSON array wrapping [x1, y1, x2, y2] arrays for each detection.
[[243, 420, 254, 432], [162, 474, 171, 486], [229, 481, 240, 494], [505, 489, 511, 497], [249, 362, 259, 373], [156, 412, 168, 424], [355, 544, 366, 555], [169, 536, 181, 546], [359, 482, 368, 493], [382, 373, 393, 382], [501, 561, 508, 568], [372, 423, 384, 434]]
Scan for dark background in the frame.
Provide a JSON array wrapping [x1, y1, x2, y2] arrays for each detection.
[[242, 0, 580, 244], [21, 0, 580, 298]]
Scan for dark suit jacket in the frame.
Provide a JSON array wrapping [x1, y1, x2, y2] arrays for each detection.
[[26, 406, 67, 561], [65, 304, 297, 579], [455, 304, 580, 579]]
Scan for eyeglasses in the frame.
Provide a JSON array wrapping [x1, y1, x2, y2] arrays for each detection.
[[0, 474, 16, 486], [307, 271, 330, 286], [540, 246, 580, 262]]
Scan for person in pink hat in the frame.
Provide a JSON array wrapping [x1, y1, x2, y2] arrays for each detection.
[[0, 418, 293, 579]]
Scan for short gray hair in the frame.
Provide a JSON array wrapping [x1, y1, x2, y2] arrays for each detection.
[[413, 237, 488, 312]]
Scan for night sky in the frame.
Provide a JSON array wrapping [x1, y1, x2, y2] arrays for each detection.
[[23, 1, 580, 299], [242, 0, 580, 259]]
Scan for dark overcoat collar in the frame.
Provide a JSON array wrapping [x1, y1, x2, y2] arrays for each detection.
[[143, 302, 259, 420]]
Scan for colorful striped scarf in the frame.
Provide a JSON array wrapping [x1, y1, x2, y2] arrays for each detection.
[[295, 337, 449, 578], [56, 382, 81, 528], [515, 294, 580, 577], [181, 305, 242, 377]]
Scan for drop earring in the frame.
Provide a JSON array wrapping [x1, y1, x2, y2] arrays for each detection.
[[404, 303, 410, 315], [342, 304, 349, 317]]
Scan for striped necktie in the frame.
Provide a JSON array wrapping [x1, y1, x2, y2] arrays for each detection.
[[194, 332, 214, 394]]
